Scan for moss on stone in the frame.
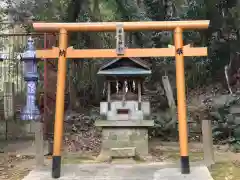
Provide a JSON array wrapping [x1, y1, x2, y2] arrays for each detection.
[[209, 161, 240, 180], [162, 151, 204, 162], [62, 155, 96, 164]]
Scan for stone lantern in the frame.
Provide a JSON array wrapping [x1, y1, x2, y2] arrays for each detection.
[[95, 57, 154, 161], [20, 37, 40, 121]]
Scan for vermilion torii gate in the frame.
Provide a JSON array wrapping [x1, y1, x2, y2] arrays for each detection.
[[33, 20, 210, 179]]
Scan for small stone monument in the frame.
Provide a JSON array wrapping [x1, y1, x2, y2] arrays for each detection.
[[95, 57, 154, 161]]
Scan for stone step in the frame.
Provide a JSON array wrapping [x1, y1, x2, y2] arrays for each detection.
[[111, 147, 136, 158], [111, 158, 136, 164]]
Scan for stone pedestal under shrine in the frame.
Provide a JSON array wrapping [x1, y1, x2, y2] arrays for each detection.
[[95, 120, 153, 159]]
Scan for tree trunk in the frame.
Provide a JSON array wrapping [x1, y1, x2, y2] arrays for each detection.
[[65, 0, 87, 110]]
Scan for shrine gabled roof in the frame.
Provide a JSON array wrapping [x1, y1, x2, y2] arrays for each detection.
[[98, 57, 151, 71], [97, 57, 151, 76]]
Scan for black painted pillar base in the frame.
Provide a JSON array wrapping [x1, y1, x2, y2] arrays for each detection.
[[52, 156, 61, 178], [181, 156, 190, 174]]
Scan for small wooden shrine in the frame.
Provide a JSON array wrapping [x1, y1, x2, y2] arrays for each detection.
[[95, 57, 154, 161]]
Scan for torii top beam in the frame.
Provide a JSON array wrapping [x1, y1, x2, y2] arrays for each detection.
[[33, 20, 210, 32]]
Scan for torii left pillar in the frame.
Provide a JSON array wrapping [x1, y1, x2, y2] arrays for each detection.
[[52, 29, 68, 178]]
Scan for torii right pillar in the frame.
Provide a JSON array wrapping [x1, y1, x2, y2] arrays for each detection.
[[174, 27, 189, 174]]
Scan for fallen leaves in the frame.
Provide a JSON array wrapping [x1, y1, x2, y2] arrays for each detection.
[[0, 154, 34, 180], [63, 112, 101, 154]]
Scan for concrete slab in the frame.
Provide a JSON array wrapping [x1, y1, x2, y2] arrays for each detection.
[[154, 166, 213, 180], [22, 164, 213, 180]]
